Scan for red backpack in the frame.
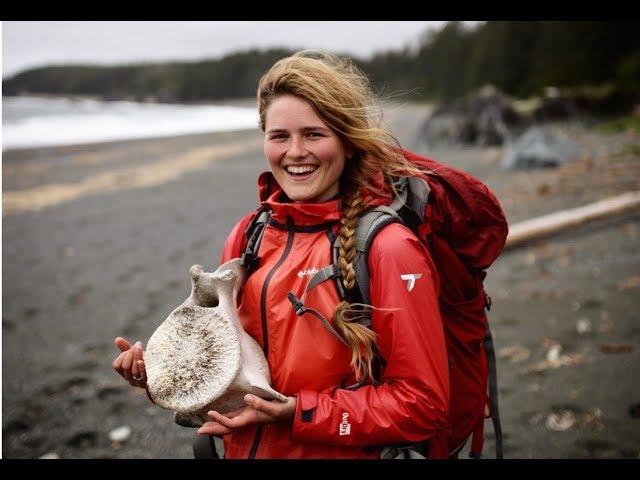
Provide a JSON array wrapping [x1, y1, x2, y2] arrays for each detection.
[[396, 150, 508, 458], [238, 149, 509, 458]]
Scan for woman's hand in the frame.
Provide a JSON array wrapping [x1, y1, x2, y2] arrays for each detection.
[[112, 336, 147, 389], [197, 394, 297, 436]]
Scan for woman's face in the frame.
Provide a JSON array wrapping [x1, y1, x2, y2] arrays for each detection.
[[264, 94, 352, 203]]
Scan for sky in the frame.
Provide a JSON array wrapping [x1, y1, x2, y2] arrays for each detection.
[[2, 21, 481, 78]]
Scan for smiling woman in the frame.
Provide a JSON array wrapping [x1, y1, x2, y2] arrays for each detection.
[[112, 50, 451, 459]]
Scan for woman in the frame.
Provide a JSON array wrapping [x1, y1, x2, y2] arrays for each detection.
[[113, 50, 450, 459]]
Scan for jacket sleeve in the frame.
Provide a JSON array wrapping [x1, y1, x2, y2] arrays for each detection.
[[290, 223, 450, 448]]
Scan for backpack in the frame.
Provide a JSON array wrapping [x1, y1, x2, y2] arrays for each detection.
[[238, 149, 509, 459]]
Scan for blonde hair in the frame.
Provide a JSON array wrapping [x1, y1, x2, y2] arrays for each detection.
[[258, 50, 422, 383]]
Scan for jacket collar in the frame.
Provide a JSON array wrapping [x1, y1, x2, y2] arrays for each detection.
[[256, 171, 392, 227]]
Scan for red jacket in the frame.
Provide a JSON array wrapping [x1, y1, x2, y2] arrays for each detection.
[[218, 172, 450, 459]]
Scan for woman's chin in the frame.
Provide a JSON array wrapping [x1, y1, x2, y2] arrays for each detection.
[[281, 182, 338, 204], [287, 192, 315, 203], [284, 188, 322, 204]]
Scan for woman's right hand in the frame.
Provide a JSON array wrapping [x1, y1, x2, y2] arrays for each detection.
[[112, 336, 147, 389]]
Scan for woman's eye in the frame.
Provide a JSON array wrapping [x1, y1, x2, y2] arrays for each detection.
[[268, 132, 322, 140]]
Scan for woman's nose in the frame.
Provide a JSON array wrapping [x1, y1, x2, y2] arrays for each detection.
[[288, 136, 307, 158]]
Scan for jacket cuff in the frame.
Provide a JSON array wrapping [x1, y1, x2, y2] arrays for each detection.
[[291, 389, 318, 441]]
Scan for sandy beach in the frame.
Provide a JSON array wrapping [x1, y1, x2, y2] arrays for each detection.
[[3, 102, 639, 459]]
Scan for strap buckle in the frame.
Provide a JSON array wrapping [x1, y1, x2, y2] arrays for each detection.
[[287, 292, 306, 316]]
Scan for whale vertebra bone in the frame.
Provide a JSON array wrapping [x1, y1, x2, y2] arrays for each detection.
[[145, 258, 287, 426]]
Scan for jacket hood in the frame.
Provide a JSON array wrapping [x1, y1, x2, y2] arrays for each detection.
[[256, 171, 392, 227]]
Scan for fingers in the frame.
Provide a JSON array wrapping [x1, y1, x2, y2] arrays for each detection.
[[206, 409, 258, 430], [132, 347, 147, 388], [137, 360, 147, 383], [199, 396, 291, 435], [220, 406, 246, 419], [121, 349, 135, 383], [245, 394, 296, 421], [131, 345, 143, 378], [244, 394, 280, 417], [112, 350, 127, 374], [131, 359, 139, 380], [115, 337, 131, 352], [113, 340, 148, 387], [197, 421, 232, 436]]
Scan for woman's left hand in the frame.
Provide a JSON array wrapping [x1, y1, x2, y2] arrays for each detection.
[[197, 394, 297, 436]]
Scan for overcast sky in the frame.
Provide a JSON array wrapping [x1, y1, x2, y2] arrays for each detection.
[[2, 21, 480, 78]]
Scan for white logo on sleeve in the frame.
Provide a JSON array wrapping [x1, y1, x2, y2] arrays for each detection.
[[339, 412, 351, 436], [400, 273, 424, 292]]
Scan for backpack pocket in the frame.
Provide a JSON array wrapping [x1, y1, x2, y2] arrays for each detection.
[[439, 280, 489, 454]]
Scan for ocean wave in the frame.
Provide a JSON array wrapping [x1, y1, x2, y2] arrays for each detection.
[[2, 96, 259, 150]]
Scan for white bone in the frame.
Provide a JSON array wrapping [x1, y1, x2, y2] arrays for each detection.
[[145, 258, 287, 426]]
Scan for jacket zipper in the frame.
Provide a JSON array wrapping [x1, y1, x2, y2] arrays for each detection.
[[248, 221, 295, 459]]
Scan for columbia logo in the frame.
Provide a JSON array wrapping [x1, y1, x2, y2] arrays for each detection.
[[338, 412, 351, 436], [297, 268, 319, 279]]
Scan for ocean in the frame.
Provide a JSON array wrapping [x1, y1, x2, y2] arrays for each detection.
[[2, 95, 259, 151]]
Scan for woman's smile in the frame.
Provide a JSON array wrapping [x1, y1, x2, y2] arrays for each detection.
[[283, 163, 319, 181]]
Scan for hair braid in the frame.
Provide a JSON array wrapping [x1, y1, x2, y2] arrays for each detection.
[[333, 189, 377, 383], [337, 193, 361, 289]]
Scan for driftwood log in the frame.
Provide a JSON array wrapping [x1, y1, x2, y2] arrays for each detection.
[[505, 191, 640, 249]]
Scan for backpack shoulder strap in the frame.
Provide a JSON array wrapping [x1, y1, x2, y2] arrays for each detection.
[[350, 175, 431, 312], [349, 205, 402, 323], [239, 205, 271, 274], [389, 175, 430, 226]]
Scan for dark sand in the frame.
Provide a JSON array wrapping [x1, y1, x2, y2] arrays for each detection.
[[3, 103, 640, 458]]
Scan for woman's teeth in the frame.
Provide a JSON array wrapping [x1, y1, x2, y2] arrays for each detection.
[[285, 165, 318, 176]]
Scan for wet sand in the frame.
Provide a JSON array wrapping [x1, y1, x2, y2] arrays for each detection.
[[3, 104, 639, 458]]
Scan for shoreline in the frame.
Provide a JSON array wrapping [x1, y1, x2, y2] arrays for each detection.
[[2, 92, 259, 106], [2, 125, 261, 156], [2, 94, 260, 152]]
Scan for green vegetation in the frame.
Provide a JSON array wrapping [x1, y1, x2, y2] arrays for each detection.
[[611, 143, 640, 162], [4, 22, 639, 113], [596, 117, 640, 134], [624, 144, 640, 156]]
